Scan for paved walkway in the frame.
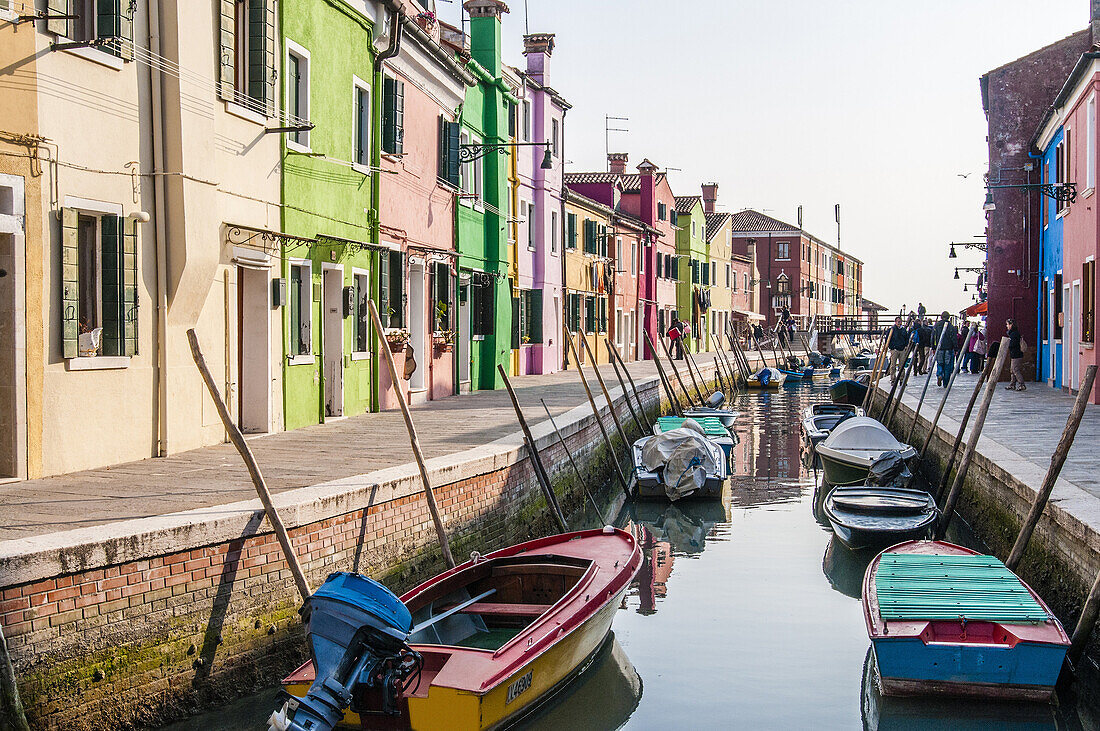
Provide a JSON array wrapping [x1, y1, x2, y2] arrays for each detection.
[[0, 354, 727, 541], [893, 372, 1100, 499]]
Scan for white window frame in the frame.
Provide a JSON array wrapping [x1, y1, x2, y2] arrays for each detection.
[[523, 100, 531, 141], [285, 40, 311, 153], [459, 131, 483, 206], [527, 200, 537, 251], [351, 267, 371, 360], [352, 75, 371, 173], [288, 257, 314, 364], [630, 241, 637, 275], [551, 117, 560, 157]]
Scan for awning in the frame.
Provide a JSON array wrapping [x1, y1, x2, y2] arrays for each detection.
[[732, 309, 766, 321], [962, 300, 988, 317]]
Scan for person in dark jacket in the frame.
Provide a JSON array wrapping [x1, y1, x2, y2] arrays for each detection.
[[932, 312, 959, 387], [1006, 318, 1026, 390], [886, 316, 908, 382], [917, 319, 933, 374]]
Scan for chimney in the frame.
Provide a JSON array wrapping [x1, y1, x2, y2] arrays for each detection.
[[608, 152, 629, 175], [701, 182, 718, 214], [637, 158, 658, 226], [463, 0, 509, 76], [523, 33, 555, 85]]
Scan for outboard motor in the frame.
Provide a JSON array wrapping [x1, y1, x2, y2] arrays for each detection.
[[706, 391, 725, 408], [269, 572, 421, 731], [864, 451, 912, 487]]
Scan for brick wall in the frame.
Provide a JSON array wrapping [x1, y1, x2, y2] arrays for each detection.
[[0, 367, 705, 730]]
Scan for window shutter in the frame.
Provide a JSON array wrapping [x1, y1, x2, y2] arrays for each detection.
[[599, 297, 607, 333], [289, 265, 301, 353], [530, 290, 543, 343], [437, 115, 446, 180], [379, 252, 390, 328], [247, 0, 275, 112], [671, 256, 678, 279], [382, 77, 397, 154], [389, 252, 403, 328], [394, 79, 405, 154], [46, 0, 70, 37], [264, 0, 277, 113], [446, 122, 461, 187], [97, 0, 134, 60], [100, 215, 123, 356], [218, 0, 235, 100], [122, 217, 139, 355], [511, 296, 521, 348], [60, 208, 80, 359]]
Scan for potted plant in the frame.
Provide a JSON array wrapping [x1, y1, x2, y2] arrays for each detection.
[[385, 329, 410, 352], [416, 9, 436, 31], [433, 329, 456, 353]]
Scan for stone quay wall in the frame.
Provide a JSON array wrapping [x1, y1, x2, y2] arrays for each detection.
[[0, 364, 719, 730]]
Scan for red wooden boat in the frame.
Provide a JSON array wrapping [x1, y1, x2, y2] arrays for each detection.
[[280, 528, 642, 729]]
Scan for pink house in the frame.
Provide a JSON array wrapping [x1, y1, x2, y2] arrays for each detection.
[[377, 10, 474, 407], [511, 33, 569, 374]]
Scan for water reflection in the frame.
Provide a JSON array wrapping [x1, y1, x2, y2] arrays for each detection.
[[822, 535, 873, 600]]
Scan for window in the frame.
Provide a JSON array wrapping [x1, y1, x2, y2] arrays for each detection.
[[523, 101, 531, 141], [382, 75, 405, 155], [378, 250, 403, 328], [459, 132, 482, 199], [657, 252, 663, 278], [776, 241, 790, 260], [215, 0, 275, 110], [289, 260, 312, 356], [60, 208, 138, 359], [354, 271, 370, 352], [286, 43, 310, 149], [518, 289, 543, 343], [711, 262, 716, 285], [1089, 96, 1097, 190], [615, 236, 623, 270], [631, 242, 637, 274], [551, 118, 560, 157], [744, 273, 748, 292], [657, 202, 667, 221], [1056, 134, 1069, 214], [670, 211, 678, 226], [692, 220, 696, 237], [691, 259, 699, 284], [1085, 260, 1096, 343], [46, 0, 135, 60], [508, 102, 516, 138], [567, 293, 582, 333], [584, 296, 597, 333], [551, 211, 559, 254], [438, 116, 461, 188], [726, 264, 731, 288], [670, 254, 678, 280], [353, 78, 370, 167], [566, 212, 577, 249], [431, 262, 451, 333], [526, 201, 537, 251], [471, 280, 494, 337], [1055, 272, 1064, 338]]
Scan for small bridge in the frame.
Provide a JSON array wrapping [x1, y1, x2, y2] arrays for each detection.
[[812, 314, 884, 337]]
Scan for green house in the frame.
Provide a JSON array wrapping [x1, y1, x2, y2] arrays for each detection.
[[453, 0, 514, 392], [674, 195, 710, 353], [279, 0, 383, 429]]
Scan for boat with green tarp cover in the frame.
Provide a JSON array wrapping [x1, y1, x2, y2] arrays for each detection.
[[654, 416, 736, 468], [862, 540, 1069, 701]]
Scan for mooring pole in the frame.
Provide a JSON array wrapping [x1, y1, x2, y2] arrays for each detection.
[[708, 332, 734, 392], [862, 334, 890, 413], [605, 341, 645, 434], [643, 329, 684, 416], [365, 305, 456, 569], [658, 331, 696, 406], [905, 323, 953, 443], [540, 398, 603, 523], [918, 326, 977, 462], [498, 367, 569, 532], [727, 324, 753, 381], [680, 340, 707, 403], [935, 337, 1011, 539], [885, 341, 919, 428], [566, 331, 632, 498], [608, 340, 652, 424], [0, 624, 28, 731], [718, 331, 743, 390], [187, 329, 314, 599], [1070, 565, 1100, 665], [932, 353, 997, 502], [1006, 365, 1098, 571], [751, 333, 771, 369], [580, 334, 632, 448], [878, 340, 915, 420]]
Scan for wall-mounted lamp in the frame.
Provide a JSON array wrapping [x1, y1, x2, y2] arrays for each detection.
[[128, 211, 151, 223]]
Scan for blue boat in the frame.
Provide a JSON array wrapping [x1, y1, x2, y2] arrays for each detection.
[[863, 541, 1069, 702]]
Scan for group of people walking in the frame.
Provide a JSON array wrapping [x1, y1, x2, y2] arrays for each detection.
[[883, 306, 991, 389]]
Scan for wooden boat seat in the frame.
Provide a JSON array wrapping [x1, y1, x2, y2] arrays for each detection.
[[491, 563, 587, 578], [455, 602, 553, 617]]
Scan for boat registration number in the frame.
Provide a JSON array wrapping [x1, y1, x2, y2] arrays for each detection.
[[506, 671, 533, 704]]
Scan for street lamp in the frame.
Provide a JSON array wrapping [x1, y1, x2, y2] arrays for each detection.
[[949, 244, 957, 258], [460, 141, 554, 170], [983, 191, 996, 212]]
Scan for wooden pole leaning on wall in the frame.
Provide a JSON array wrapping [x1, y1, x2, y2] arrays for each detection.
[[935, 336, 1011, 539], [605, 341, 646, 435], [1070, 562, 1100, 666], [580, 334, 632, 449], [719, 332, 743, 390], [540, 398, 603, 522], [680, 338, 707, 403], [708, 332, 734, 392], [607, 340, 651, 425], [684, 346, 711, 399], [643, 329, 684, 417], [1006, 365, 1098, 572], [885, 341, 919, 428], [862, 334, 890, 413], [918, 325, 976, 463], [658, 331, 696, 407], [566, 330, 633, 498], [186, 329, 314, 600], [498, 366, 569, 533], [0, 623, 29, 731], [365, 303, 457, 569], [905, 323, 953, 443], [727, 324, 753, 382], [877, 340, 914, 421], [932, 352, 997, 502]]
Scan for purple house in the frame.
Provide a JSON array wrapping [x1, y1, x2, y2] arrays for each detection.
[[513, 33, 570, 374]]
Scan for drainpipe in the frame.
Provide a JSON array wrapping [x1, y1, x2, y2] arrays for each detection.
[[148, 0, 170, 456]]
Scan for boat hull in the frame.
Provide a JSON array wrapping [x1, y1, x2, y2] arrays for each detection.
[[830, 379, 868, 405], [826, 517, 934, 552], [817, 451, 874, 487]]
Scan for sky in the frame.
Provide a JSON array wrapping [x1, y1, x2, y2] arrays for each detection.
[[435, 0, 1091, 315]]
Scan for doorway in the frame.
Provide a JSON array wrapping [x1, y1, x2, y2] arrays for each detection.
[[459, 283, 471, 391], [322, 265, 344, 417], [1049, 286, 1056, 386], [0, 232, 19, 478], [237, 266, 270, 433], [408, 261, 426, 393], [1072, 280, 1082, 391]]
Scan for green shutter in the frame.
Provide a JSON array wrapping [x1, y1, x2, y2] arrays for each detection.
[[61, 208, 80, 359], [599, 297, 607, 334], [600, 225, 608, 257], [447, 121, 461, 187], [394, 79, 405, 154], [100, 214, 123, 356], [438, 115, 446, 180], [46, 0, 70, 37], [512, 295, 522, 348], [530, 290, 543, 344], [247, 0, 274, 110], [379, 251, 390, 328], [389, 252, 403, 328], [383, 77, 397, 154], [122, 217, 138, 355], [218, 0, 235, 100], [96, 0, 134, 60]]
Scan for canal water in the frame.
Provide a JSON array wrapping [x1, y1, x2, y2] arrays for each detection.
[[164, 382, 1098, 730]]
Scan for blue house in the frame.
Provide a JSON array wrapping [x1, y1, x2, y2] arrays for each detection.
[[1036, 127, 1065, 389]]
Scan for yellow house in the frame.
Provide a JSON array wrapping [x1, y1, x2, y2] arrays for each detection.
[[563, 189, 612, 366]]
